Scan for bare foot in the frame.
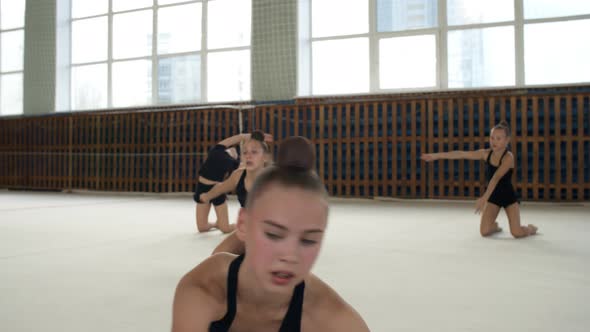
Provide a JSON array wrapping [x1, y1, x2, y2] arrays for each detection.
[[493, 221, 503, 234], [527, 224, 538, 235]]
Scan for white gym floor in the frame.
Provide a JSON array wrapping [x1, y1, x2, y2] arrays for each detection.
[[1, 190, 588, 332]]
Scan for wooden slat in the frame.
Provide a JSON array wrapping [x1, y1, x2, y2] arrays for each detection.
[[381, 102, 388, 197], [364, 103, 369, 196], [565, 96, 573, 200], [555, 96, 561, 200], [328, 105, 334, 195], [531, 97, 539, 200], [345, 104, 351, 196], [510, 97, 517, 195], [447, 99, 454, 197], [317, 105, 325, 188], [437, 100, 444, 197], [409, 101, 417, 197], [354, 104, 360, 196], [578, 95, 585, 200], [543, 96, 550, 200], [427, 100, 434, 198], [468, 98, 475, 197], [390, 101, 403, 197], [521, 96, 528, 200], [457, 99, 465, 197], [372, 102, 379, 197], [336, 105, 342, 196]]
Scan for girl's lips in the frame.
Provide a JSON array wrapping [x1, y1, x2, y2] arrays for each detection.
[[271, 271, 294, 286]]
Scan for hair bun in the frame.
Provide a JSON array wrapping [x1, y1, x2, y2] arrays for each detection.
[[277, 136, 316, 171], [250, 131, 265, 142]]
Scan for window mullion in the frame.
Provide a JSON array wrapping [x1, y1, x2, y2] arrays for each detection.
[[438, 0, 448, 89], [515, 0, 525, 86], [369, 0, 378, 92], [152, 4, 158, 104], [201, 1, 208, 102], [108, 0, 113, 108]]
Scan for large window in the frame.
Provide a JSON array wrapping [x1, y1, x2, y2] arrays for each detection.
[[300, 0, 590, 96], [0, 0, 25, 116], [60, 0, 251, 111]]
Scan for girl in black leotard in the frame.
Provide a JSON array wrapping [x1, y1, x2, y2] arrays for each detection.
[[200, 131, 272, 253], [172, 137, 370, 332], [421, 121, 538, 238], [193, 134, 243, 233]]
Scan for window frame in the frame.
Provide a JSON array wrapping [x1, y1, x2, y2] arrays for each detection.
[[299, 0, 590, 97]]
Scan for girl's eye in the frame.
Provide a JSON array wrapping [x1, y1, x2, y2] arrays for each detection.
[[301, 239, 317, 246], [265, 232, 282, 240]]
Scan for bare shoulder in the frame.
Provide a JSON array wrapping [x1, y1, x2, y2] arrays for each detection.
[[477, 148, 490, 160], [503, 150, 515, 166], [171, 253, 237, 332], [302, 274, 370, 332]]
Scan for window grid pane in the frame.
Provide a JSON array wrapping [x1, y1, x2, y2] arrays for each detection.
[[312, 0, 368, 38], [158, 55, 201, 104], [207, 50, 250, 102], [447, 26, 515, 88], [524, 0, 590, 20], [113, 10, 153, 60], [112, 0, 153, 12], [447, 0, 514, 26], [1, 30, 24, 72], [112, 60, 153, 107], [71, 0, 108, 19], [377, 0, 437, 32], [207, 0, 251, 49], [1, 73, 23, 115], [0, 0, 25, 30], [158, 3, 202, 54], [71, 64, 108, 110], [72, 17, 108, 64], [525, 19, 590, 85], [379, 35, 437, 89], [312, 38, 370, 95]]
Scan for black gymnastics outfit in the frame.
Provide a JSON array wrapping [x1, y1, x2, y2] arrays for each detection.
[[486, 149, 519, 208], [209, 255, 305, 332], [193, 144, 240, 206]]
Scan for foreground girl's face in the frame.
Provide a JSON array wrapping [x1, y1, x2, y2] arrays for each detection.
[[245, 185, 328, 293]]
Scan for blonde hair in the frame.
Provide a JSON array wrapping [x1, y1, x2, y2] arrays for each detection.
[[492, 121, 511, 137]]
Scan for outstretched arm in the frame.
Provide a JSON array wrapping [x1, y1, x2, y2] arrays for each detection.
[[421, 149, 487, 162], [200, 169, 243, 203], [218, 133, 249, 148], [475, 151, 514, 213], [218, 132, 273, 147]]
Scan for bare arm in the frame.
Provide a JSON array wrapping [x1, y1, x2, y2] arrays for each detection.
[[308, 276, 370, 332], [200, 169, 243, 203], [171, 283, 216, 332], [421, 149, 487, 162], [171, 256, 227, 332], [218, 133, 250, 148], [218, 132, 274, 147], [328, 304, 371, 332]]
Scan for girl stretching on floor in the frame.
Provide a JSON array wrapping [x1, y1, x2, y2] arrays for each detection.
[[421, 121, 538, 238]]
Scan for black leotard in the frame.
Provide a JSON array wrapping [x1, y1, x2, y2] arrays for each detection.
[[236, 171, 248, 207], [209, 255, 305, 332], [486, 149, 519, 208]]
